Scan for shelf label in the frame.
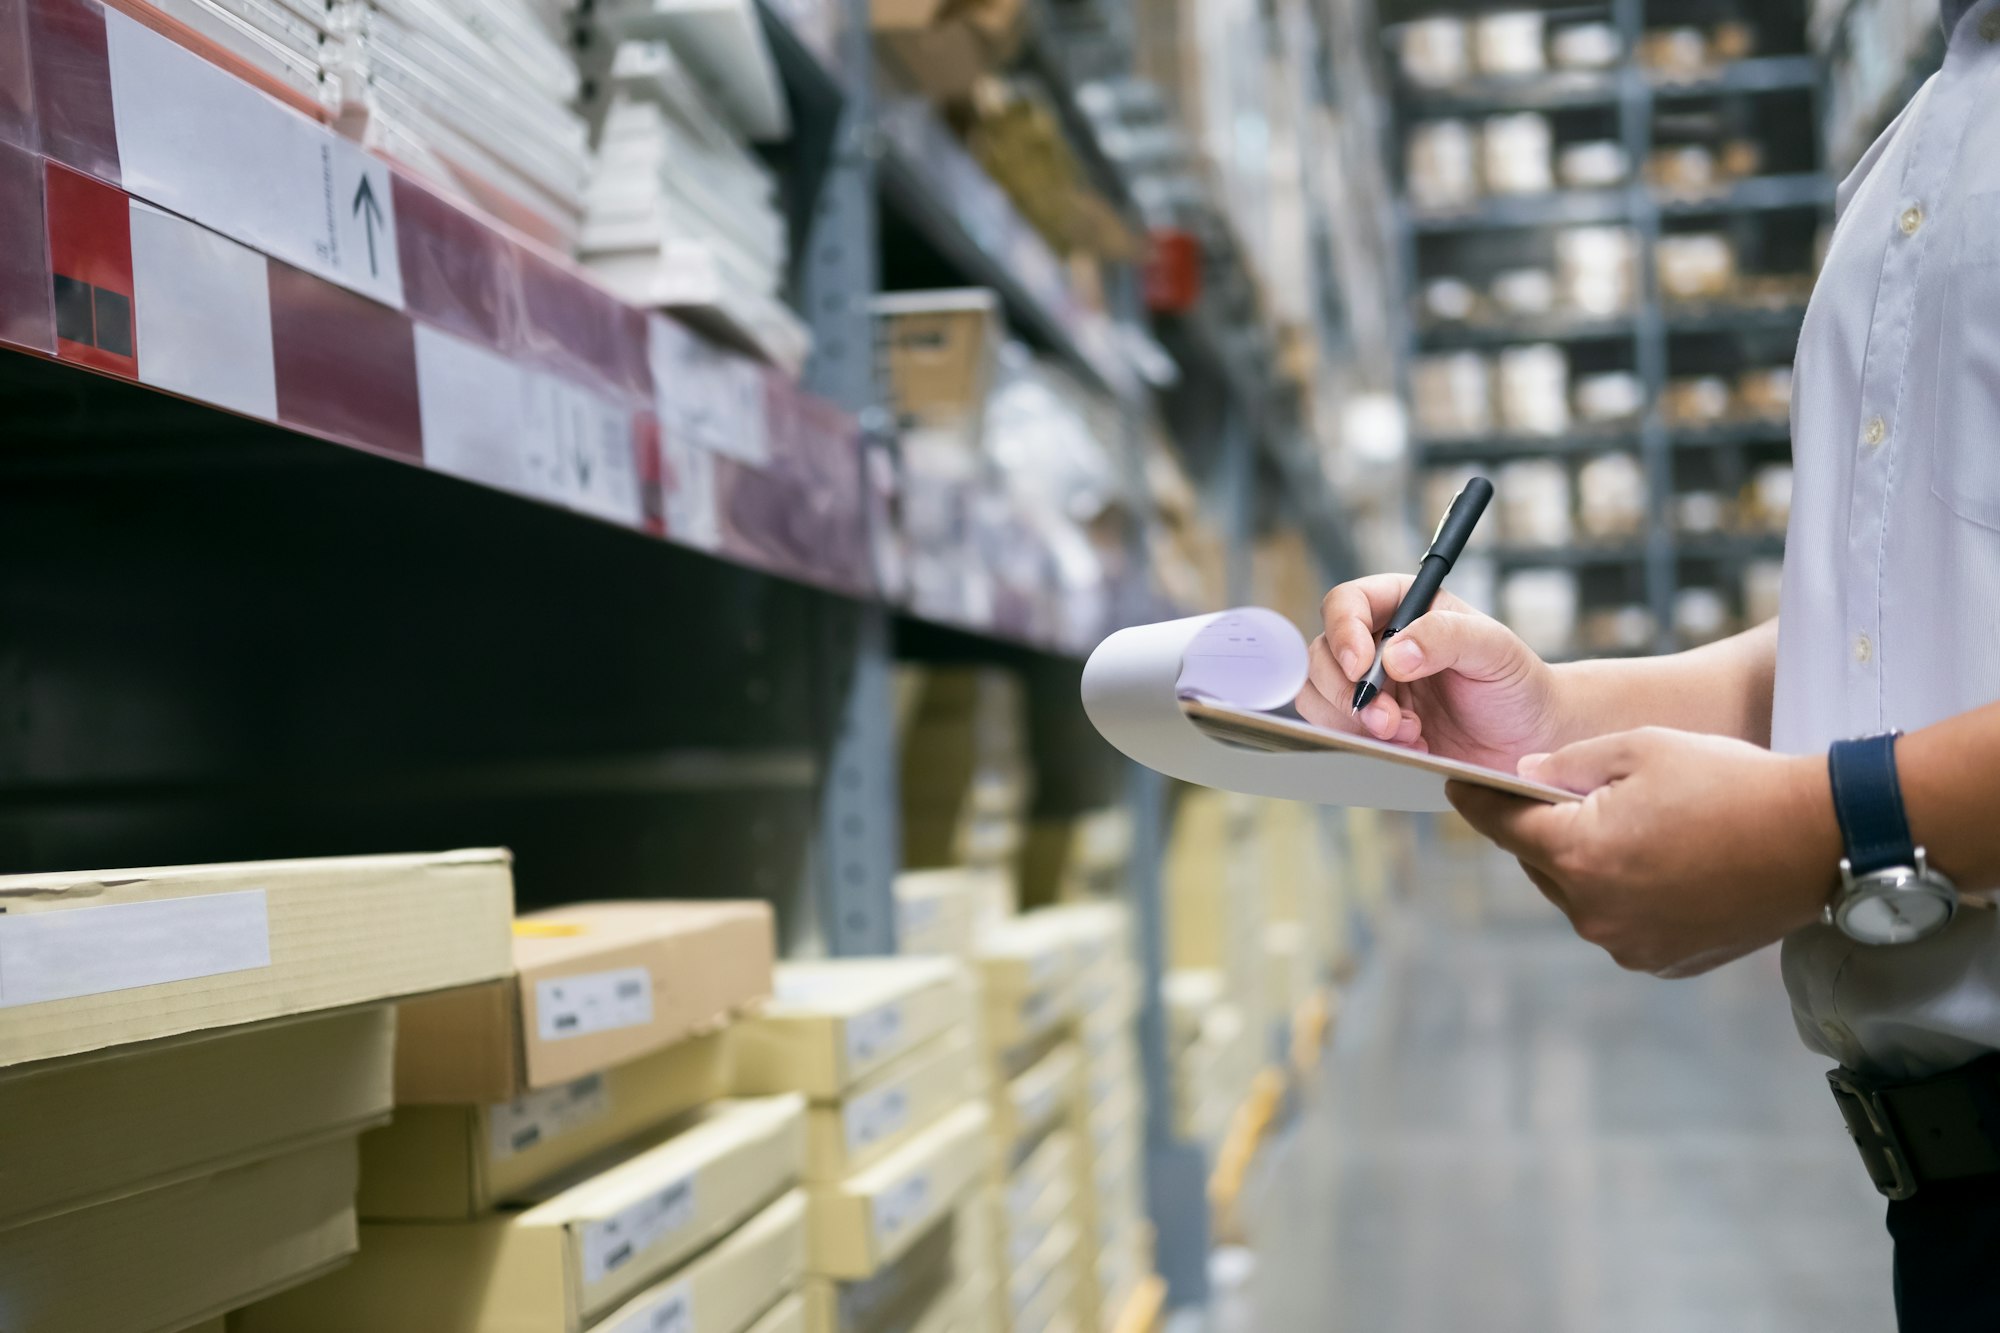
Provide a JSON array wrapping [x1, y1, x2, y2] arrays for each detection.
[[415, 325, 646, 528], [536, 967, 655, 1042], [845, 1002, 905, 1069], [582, 1176, 695, 1286], [649, 316, 769, 466], [843, 1080, 912, 1156], [871, 1171, 930, 1247], [0, 890, 270, 1008], [601, 1280, 693, 1333], [488, 1073, 613, 1161], [104, 10, 405, 309]]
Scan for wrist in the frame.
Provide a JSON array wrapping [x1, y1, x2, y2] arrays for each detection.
[[1777, 750, 1844, 929]]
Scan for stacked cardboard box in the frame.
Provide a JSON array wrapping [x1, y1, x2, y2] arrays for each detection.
[[872, 0, 1025, 103], [897, 667, 1031, 917], [893, 867, 995, 960], [237, 896, 792, 1333], [1018, 806, 1134, 911], [730, 958, 997, 1332], [0, 850, 517, 1331]]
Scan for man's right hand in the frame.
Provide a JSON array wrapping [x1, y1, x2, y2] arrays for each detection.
[[1296, 574, 1573, 772]]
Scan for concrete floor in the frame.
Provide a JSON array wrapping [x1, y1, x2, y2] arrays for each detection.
[[1222, 858, 1897, 1333]]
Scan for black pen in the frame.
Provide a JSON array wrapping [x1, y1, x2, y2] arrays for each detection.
[[1352, 476, 1495, 715]]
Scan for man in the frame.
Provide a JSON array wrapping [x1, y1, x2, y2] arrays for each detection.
[[1298, 5, 2000, 1327]]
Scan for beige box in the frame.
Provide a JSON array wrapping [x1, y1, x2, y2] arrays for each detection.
[[893, 869, 986, 959], [0, 849, 513, 1069], [238, 1097, 805, 1332], [734, 958, 971, 1099], [396, 900, 774, 1103], [359, 1031, 731, 1220], [1006, 1221, 1079, 1333], [991, 1041, 1080, 1156], [591, 1191, 806, 1333], [0, 1139, 359, 1333], [1003, 1161, 1075, 1272], [747, 1291, 809, 1333], [800, 1205, 960, 1333], [806, 1030, 977, 1182], [0, 1004, 391, 1230], [809, 1101, 992, 1278]]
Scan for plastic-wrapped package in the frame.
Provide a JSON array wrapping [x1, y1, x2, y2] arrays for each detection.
[[1577, 453, 1646, 538], [1496, 343, 1569, 436], [1481, 113, 1553, 195], [1501, 570, 1579, 658], [1747, 465, 1795, 532], [1407, 120, 1480, 212], [1574, 371, 1645, 423], [1582, 605, 1657, 653], [1422, 278, 1479, 323], [1550, 22, 1620, 69], [1411, 353, 1494, 440], [1744, 559, 1785, 625], [1490, 268, 1556, 317], [1555, 227, 1637, 315], [1474, 11, 1545, 76], [1737, 366, 1794, 421], [1657, 233, 1737, 301], [1663, 376, 1732, 426], [1558, 141, 1628, 189], [1400, 16, 1470, 87], [1673, 491, 1729, 534], [1674, 587, 1732, 647], [1496, 458, 1573, 545]]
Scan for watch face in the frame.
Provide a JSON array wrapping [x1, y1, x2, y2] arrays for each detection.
[[1839, 882, 1955, 945]]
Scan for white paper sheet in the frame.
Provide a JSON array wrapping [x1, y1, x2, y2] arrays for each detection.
[[1082, 607, 1555, 813]]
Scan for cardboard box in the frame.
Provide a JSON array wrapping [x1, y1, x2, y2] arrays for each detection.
[[395, 901, 772, 1104], [1006, 1221, 1078, 1333], [0, 850, 514, 1068], [808, 1101, 992, 1278], [0, 1005, 392, 1231], [238, 1097, 805, 1332], [800, 1213, 957, 1333], [893, 869, 985, 958], [746, 1291, 809, 1333], [991, 1041, 1080, 1156], [806, 1030, 977, 1183], [734, 958, 971, 1099], [872, 290, 1003, 461], [359, 1031, 731, 1220], [590, 1191, 806, 1333], [1004, 1130, 1074, 1232], [0, 1139, 358, 1333]]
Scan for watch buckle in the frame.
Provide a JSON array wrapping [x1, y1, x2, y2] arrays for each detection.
[[1827, 1068, 1919, 1200]]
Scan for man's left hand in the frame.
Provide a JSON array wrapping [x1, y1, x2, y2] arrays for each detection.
[[1448, 727, 1842, 978]]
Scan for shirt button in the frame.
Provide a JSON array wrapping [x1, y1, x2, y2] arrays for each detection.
[[1900, 205, 1925, 236], [1854, 634, 1874, 664], [1863, 416, 1887, 447]]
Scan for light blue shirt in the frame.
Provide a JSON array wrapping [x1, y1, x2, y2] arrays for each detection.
[[1776, 0, 2000, 1079]]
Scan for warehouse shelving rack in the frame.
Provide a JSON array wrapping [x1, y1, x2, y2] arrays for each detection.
[[1384, 0, 1830, 658], [0, 0, 1354, 1313]]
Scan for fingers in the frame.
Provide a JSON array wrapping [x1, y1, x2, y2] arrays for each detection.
[[1304, 636, 1410, 741], [1320, 576, 1420, 679], [1517, 729, 1652, 795], [1445, 781, 1573, 864], [1380, 609, 1536, 687]]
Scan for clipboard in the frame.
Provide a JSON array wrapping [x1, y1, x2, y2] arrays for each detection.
[[1180, 698, 1580, 805]]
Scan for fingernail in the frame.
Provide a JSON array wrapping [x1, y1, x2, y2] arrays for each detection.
[[1385, 640, 1422, 674], [1519, 753, 1549, 775], [1338, 649, 1360, 677]]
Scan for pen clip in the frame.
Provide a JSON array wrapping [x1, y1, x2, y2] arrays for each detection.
[[1428, 490, 1462, 552]]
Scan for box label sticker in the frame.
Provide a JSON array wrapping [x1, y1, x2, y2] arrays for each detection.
[[843, 1080, 912, 1156], [129, 202, 278, 420], [871, 1171, 930, 1247], [649, 315, 769, 465], [104, 9, 404, 308], [601, 1280, 692, 1333], [0, 890, 270, 1008], [488, 1072, 613, 1161], [582, 1176, 695, 1287], [846, 1002, 905, 1069], [537, 967, 655, 1042]]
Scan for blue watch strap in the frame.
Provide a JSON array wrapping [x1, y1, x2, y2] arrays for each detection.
[[1828, 733, 1916, 876]]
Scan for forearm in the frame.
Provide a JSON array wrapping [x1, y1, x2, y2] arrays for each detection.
[[1899, 702, 2000, 896], [1549, 619, 1779, 747]]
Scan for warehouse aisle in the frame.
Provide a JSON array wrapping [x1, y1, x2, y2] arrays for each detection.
[[1226, 857, 1896, 1333]]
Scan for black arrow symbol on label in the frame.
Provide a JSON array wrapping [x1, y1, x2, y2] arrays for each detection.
[[352, 175, 384, 278]]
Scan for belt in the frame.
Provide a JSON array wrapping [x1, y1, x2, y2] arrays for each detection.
[[1829, 1056, 2000, 1200]]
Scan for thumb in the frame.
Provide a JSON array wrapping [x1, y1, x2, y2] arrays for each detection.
[[1380, 609, 1537, 685], [1518, 731, 1647, 795]]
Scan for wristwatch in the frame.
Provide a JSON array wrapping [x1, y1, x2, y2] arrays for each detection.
[[1825, 732, 1959, 946]]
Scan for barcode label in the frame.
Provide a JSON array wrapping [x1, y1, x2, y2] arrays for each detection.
[[0, 890, 270, 1009], [846, 1003, 905, 1068], [872, 1171, 930, 1246], [488, 1073, 612, 1161], [844, 1082, 912, 1155], [600, 1280, 693, 1333], [582, 1176, 696, 1286], [537, 967, 655, 1042]]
